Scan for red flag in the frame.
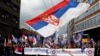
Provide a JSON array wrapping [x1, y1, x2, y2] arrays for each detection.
[[21, 33, 25, 42], [7, 33, 11, 45], [8, 33, 11, 39]]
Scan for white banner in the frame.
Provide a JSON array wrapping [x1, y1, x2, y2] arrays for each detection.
[[24, 48, 94, 56], [24, 48, 48, 55], [48, 48, 94, 56]]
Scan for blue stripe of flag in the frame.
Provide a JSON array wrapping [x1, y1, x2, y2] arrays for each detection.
[[53, 0, 79, 18], [31, 21, 48, 30]]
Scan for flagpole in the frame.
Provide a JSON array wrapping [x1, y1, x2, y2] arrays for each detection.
[[56, 28, 59, 38]]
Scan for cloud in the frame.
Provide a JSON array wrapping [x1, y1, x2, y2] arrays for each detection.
[[20, 0, 45, 28]]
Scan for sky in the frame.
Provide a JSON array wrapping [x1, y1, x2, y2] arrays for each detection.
[[20, 0, 68, 35]]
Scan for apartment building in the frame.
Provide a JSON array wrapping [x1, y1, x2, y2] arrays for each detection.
[[0, 0, 20, 36]]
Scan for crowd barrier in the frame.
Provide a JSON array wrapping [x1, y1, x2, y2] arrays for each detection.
[[23, 48, 94, 56]]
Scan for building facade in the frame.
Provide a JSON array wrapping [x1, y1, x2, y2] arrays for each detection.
[[0, 0, 20, 37], [67, 0, 100, 41], [67, 19, 74, 38]]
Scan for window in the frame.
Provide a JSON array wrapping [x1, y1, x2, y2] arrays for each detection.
[[83, 22, 86, 29], [88, 0, 95, 4], [88, 19, 91, 27], [74, 26, 76, 31], [97, 15, 100, 25], [85, 20, 88, 28], [91, 17, 95, 26], [75, 25, 78, 31], [84, 21, 87, 29], [95, 15, 100, 25], [80, 23, 83, 30], [79, 24, 81, 30]]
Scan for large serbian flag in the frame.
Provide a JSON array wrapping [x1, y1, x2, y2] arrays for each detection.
[[25, 0, 90, 37]]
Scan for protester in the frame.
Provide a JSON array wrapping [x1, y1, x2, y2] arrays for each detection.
[[81, 43, 87, 52], [73, 33, 82, 48], [4, 37, 11, 56], [90, 38, 96, 48], [1, 32, 97, 56], [95, 41, 100, 56]]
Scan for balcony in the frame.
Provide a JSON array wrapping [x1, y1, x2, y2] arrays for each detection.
[[0, 19, 18, 28], [74, 14, 100, 32], [0, 2, 19, 17], [0, 7, 19, 28], [11, 0, 20, 7]]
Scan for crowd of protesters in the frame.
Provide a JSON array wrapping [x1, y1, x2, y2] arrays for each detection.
[[0, 33, 99, 56]]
